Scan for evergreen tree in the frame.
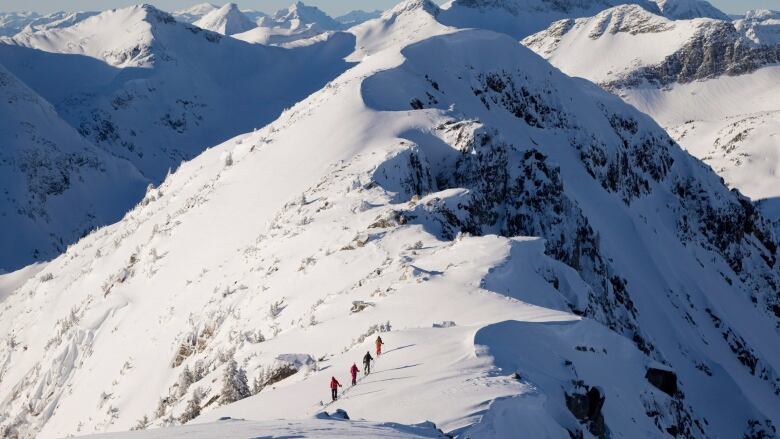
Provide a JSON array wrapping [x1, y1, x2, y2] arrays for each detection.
[[178, 389, 202, 424], [220, 359, 250, 405], [177, 365, 194, 397]]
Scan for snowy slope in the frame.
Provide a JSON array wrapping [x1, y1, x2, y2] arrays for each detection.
[[193, 3, 256, 36], [437, 0, 661, 39], [84, 417, 447, 438], [336, 10, 383, 27], [0, 63, 148, 271], [652, 0, 729, 20], [523, 6, 780, 204], [1, 2, 779, 439]]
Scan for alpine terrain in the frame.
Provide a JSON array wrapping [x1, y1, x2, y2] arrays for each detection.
[[0, 4, 355, 271], [523, 3, 780, 224], [0, 1, 779, 439]]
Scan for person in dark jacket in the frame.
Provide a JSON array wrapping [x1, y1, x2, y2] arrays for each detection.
[[330, 376, 342, 401], [363, 351, 374, 375]]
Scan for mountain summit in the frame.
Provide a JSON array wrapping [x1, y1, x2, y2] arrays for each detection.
[[653, 0, 730, 20], [193, 3, 257, 35]]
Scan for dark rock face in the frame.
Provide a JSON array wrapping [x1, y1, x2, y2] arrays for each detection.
[[566, 385, 608, 439], [646, 368, 678, 396], [607, 21, 780, 89]]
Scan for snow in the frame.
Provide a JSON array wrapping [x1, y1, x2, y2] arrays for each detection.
[[232, 1, 345, 46], [522, 5, 701, 84], [652, 0, 730, 21], [1, 1, 780, 439], [82, 417, 447, 438], [0, 263, 47, 303], [336, 10, 383, 27], [524, 6, 780, 202], [193, 3, 256, 36], [437, 0, 662, 39], [0, 11, 40, 37], [172, 3, 219, 24], [0, 4, 355, 270], [735, 9, 780, 45]]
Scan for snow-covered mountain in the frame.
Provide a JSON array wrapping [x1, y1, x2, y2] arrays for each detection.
[[0, 4, 354, 187], [0, 11, 98, 38], [232, 1, 343, 46], [171, 3, 218, 24], [0, 4, 354, 271], [193, 3, 257, 36], [335, 9, 383, 27], [1, 2, 779, 439], [736, 9, 780, 45], [437, 0, 662, 38], [523, 5, 780, 206], [652, 0, 730, 21], [0, 11, 40, 37], [0, 62, 147, 272], [273, 1, 343, 31]]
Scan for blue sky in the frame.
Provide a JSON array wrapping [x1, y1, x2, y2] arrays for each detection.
[[1, 0, 774, 16]]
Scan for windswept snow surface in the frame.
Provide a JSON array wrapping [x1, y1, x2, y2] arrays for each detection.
[[83, 417, 447, 438], [2, 2, 780, 439]]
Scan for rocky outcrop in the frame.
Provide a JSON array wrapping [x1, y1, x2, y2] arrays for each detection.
[[646, 367, 678, 396], [606, 21, 780, 88]]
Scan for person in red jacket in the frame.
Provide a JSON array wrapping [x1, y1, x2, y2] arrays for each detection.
[[350, 363, 359, 385], [330, 376, 342, 401], [375, 335, 384, 356]]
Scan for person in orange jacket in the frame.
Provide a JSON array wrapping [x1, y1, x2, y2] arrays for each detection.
[[330, 376, 342, 401], [375, 335, 384, 356], [350, 363, 359, 385]]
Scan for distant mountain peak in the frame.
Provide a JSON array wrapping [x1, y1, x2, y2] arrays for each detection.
[[388, 0, 442, 16], [653, 0, 730, 20], [273, 1, 342, 30], [194, 2, 257, 35]]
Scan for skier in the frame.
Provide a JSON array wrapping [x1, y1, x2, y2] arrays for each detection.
[[330, 376, 342, 401], [375, 335, 384, 356], [350, 362, 359, 385], [363, 351, 373, 375]]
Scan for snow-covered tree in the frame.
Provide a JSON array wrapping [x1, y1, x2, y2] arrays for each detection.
[[154, 397, 168, 419], [177, 365, 194, 397], [220, 359, 250, 405], [193, 359, 206, 381], [131, 415, 150, 430], [178, 388, 202, 424]]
